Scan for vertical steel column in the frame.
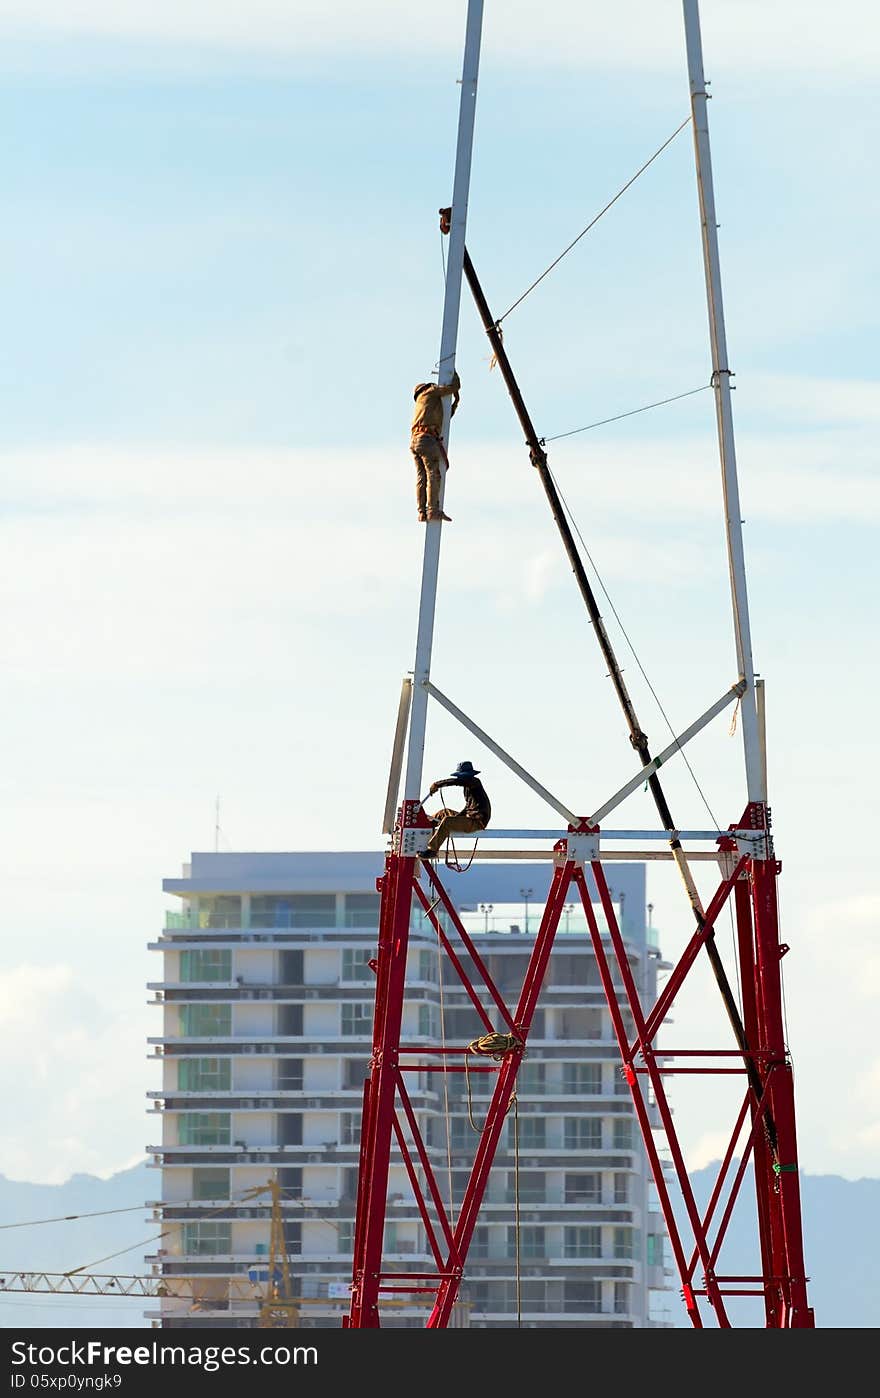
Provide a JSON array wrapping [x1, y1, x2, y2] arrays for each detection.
[[732, 876, 777, 1326], [749, 856, 814, 1326], [403, 0, 484, 803], [682, 0, 763, 801], [347, 851, 417, 1327]]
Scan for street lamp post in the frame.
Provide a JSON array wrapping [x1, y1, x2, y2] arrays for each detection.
[[520, 887, 533, 935], [479, 902, 494, 933]]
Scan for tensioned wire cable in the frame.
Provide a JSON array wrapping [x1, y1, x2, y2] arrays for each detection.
[[64, 1180, 298, 1278], [545, 460, 722, 833], [545, 458, 757, 1023], [541, 381, 712, 444], [0, 1204, 151, 1229], [495, 115, 693, 326]]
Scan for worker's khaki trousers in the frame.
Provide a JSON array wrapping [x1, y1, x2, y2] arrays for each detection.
[[427, 807, 484, 856], [411, 433, 445, 518]]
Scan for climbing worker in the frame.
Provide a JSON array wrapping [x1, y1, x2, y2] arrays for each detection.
[[425, 760, 491, 858], [410, 369, 460, 522]]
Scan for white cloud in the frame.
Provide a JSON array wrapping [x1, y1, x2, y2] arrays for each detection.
[[803, 895, 880, 1001], [0, 2, 877, 76], [0, 965, 151, 1183], [684, 1129, 736, 1172], [746, 375, 880, 427]]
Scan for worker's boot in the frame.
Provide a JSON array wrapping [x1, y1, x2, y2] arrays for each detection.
[[428, 511, 452, 522], [417, 511, 427, 522]]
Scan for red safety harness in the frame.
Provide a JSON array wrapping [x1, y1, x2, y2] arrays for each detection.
[[411, 424, 449, 467]]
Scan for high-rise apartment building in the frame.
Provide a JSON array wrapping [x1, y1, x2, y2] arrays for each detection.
[[147, 851, 672, 1327]]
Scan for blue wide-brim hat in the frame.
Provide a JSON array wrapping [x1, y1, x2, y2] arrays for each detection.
[[449, 761, 480, 779]]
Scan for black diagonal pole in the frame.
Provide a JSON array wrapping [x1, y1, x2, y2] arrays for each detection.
[[450, 218, 768, 1124]]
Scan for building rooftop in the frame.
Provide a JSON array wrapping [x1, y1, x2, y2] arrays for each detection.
[[163, 851, 647, 937]]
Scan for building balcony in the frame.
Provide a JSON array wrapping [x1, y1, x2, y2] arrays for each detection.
[[150, 985, 430, 1004], [147, 1036, 374, 1050], [147, 1089, 440, 1106]]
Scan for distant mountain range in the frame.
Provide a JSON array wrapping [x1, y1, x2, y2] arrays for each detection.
[[672, 1166, 878, 1328], [0, 1163, 875, 1329], [0, 1162, 154, 1330]]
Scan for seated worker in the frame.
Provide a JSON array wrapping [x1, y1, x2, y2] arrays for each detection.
[[410, 370, 460, 522], [425, 760, 491, 857]]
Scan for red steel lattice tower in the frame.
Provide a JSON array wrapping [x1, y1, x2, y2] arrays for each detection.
[[346, 0, 814, 1329]]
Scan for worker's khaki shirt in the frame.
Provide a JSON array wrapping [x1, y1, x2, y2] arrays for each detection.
[[411, 376, 460, 436]]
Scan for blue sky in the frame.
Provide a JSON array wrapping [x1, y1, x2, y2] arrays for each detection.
[[0, 1, 878, 1187]]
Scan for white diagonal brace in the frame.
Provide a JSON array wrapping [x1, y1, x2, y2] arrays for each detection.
[[424, 680, 578, 824], [382, 676, 413, 835], [588, 680, 746, 825]]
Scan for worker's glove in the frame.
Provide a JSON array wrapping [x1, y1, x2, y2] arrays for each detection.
[[428, 782, 438, 795]]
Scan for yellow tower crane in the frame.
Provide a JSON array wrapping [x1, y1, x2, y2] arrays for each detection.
[[0, 1175, 312, 1325], [242, 1176, 299, 1328]]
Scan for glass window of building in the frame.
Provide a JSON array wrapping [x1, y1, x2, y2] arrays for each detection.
[[613, 1171, 629, 1203], [508, 1171, 545, 1203], [417, 1004, 439, 1038], [564, 1280, 601, 1314], [279, 951, 304, 984], [550, 954, 583, 985], [564, 1116, 602, 1150], [251, 896, 295, 929], [179, 1004, 232, 1037], [517, 1061, 546, 1094], [277, 1058, 304, 1090], [341, 948, 374, 982], [198, 897, 241, 929], [290, 894, 335, 928], [470, 1225, 489, 1259], [449, 1116, 470, 1150], [563, 1225, 602, 1258], [341, 1002, 373, 1036], [178, 1112, 231, 1146], [565, 1172, 601, 1204], [495, 1280, 545, 1313], [614, 1227, 638, 1260], [277, 1004, 303, 1036], [192, 1168, 230, 1200], [513, 1116, 546, 1150], [647, 1233, 664, 1266], [181, 1221, 231, 1255], [508, 1225, 544, 1260], [340, 1111, 360, 1145], [337, 1221, 354, 1254], [417, 950, 437, 982], [343, 1058, 369, 1089], [562, 1062, 602, 1094], [614, 1281, 630, 1315], [179, 950, 232, 982], [613, 1116, 634, 1149], [345, 893, 381, 928], [178, 1058, 231, 1092], [250, 894, 336, 928]]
